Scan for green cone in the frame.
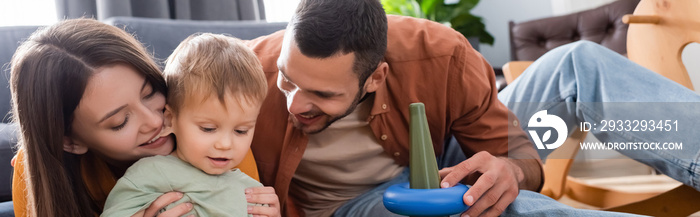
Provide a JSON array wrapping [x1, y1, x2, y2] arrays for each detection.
[[409, 103, 441, 190]]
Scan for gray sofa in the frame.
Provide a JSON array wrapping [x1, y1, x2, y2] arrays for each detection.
[[0, 17, 287, 215]]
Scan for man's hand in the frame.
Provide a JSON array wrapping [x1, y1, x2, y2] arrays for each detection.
[[439, 151, 524, 217], [245, 186, 281, 217]]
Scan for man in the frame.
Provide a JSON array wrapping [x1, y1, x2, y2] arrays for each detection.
[[247, 0, 540, 216], [247, 0, 694, 216]]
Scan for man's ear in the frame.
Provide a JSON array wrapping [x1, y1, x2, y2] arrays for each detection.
[[363, 62, 389, 93], [63, 136, 88, 155]]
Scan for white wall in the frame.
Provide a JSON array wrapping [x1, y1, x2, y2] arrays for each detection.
[[0, 0, 56, 26], [471, 0, 553, 68], [682, 43, 700, 95], [263, 0, 299, 22], [550, 0, 617, 16]]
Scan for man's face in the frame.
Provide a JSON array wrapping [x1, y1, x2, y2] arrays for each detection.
[[276, 38, 365, 134]]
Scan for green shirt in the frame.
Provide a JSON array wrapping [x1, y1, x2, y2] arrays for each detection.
[[102, 155, 262, 217]]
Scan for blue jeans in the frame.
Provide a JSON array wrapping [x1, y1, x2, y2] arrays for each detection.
[[334, 41, 700, 216], [334, 137, 640, 216], [0, 201, 13, 217], [335, 170, 637, 216], [499, 41, 700, 191]]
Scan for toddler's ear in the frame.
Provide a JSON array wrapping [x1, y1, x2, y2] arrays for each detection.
[[164, 105, 174, 127], [160, 105, 174, 137], [62, 136, 88, 155]]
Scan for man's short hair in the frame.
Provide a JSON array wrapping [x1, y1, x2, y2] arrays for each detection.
[[290, 0, 387, 86]]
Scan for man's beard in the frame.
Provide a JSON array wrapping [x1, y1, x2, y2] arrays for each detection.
[[296, 89, 367, 134]]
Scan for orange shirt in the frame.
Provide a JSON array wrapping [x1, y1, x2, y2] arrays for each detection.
[[247, 15, 540, 217], [11, 150, 27, 217], [11, 148, 259, 216]]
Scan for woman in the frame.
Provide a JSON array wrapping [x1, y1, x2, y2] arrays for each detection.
[[9, 18, 279, 217]]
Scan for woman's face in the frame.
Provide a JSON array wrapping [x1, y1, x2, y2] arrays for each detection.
[[70, 64, 174, 166]]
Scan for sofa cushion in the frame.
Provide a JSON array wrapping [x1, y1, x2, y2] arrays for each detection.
[[0, 123, 18, 202], [0, 26, 42, 123], [104, 17, 287, 65], [509, 0, 639, 61]]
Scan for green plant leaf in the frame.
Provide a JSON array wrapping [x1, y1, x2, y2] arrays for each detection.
[[419, 0, 440, 20], [410, 0, 426, 18], [450, 13, 494, 45], [382, 0, 425, 18], [382, 0, 494, 45], [447, 0, 479, 20], [381, 0, 402, 15], [432, 0, 450, 22]]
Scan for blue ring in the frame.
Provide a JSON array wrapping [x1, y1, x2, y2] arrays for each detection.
[[383, 182, 469, 216]]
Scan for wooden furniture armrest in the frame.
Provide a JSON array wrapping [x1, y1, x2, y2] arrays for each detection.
[[540, 129, 586, 199], [502, 61, 534, 84], [565, 177, 660, 208], [605, 184, 700, 216]]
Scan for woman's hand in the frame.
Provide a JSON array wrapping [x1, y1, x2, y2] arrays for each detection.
[[245, 186, 281, 217], [131, 192, 194, 217]]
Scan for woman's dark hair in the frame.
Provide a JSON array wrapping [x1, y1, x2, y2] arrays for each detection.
[[9, 18, 167, 216], [291, 0, 387, 87]]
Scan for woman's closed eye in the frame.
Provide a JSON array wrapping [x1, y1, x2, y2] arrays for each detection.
[[111, 114, 129, 131]]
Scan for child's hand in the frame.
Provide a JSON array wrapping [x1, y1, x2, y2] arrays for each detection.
[[245, 186, 281, 217], [132, 192, 193, 217]]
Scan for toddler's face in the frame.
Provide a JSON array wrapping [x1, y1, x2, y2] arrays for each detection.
[[167, 92, 261, 175]]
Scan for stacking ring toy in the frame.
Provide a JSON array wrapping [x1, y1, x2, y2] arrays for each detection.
[[383, 182, 470, 216]]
